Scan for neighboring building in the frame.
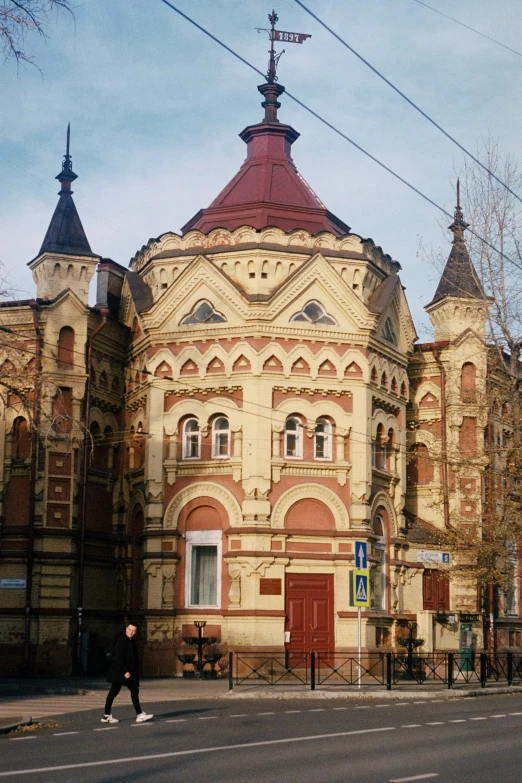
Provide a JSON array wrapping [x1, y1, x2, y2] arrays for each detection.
[[0, 79, 520, 674]]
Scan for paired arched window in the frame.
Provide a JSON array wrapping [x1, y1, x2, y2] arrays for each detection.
[[314, 418, 332, 460], [183, 418, 201, 459], [284, 416, 303, 459], [373, 424, 387, 470], [57, 326, 74, 370], [212, 417, 230, 458]]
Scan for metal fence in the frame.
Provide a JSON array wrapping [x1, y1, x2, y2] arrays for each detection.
[[228, 651, 522, 691]]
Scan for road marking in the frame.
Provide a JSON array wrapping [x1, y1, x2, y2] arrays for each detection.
[[448, 719, 466, 723], [509, 711, 522, 715], [490, 714, 506, 718], [9, 737, 36, 741], [229, 714, 248, 717], [53, 732, 78, 736], [131, 723, 154, 727], [375, 704, 388, 708], [309, 709, 325, 712], [0, 726, 396, 777], [332, 707, 348, 711], [401, 724, 421, 728], [284, 710, 301, 714], [469, 717, 487, 721], [355, 705, 370, 709], [390, 775, 439, 782], [413, 701, 426, 704], [395, 703, 408, 706], [197, 717, 217, 720], [93, 727, 118, 731], [257, 712, 275, 716], [425, 722, 444, 725]]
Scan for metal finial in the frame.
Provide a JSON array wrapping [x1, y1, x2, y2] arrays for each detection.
[[456, 177, 460, 209], [62, 122, 73, 174]]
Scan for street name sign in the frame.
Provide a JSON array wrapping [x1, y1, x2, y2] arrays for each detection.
[[0, 578, 26, 589], [416, 550, 450, 565]]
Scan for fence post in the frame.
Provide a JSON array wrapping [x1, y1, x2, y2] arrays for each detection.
[[447, 652, 453, 690], [507, 651, 514, 686], [228, 651, 233, 691], [386, 652, 392, 691], [480, 652, 487, 688], [310, 651, 316, 691]]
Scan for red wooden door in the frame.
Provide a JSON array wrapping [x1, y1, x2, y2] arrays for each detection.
[[285, 574, 334, 655]]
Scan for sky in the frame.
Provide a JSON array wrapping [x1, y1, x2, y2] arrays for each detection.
[[1, 0, 521, 338]]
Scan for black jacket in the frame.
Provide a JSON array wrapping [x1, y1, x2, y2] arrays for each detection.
[[106, 632, 140, 685]]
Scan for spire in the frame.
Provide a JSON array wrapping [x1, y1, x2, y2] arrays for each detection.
[[38, 125, 96, 258], [428, 181, 485, 305]]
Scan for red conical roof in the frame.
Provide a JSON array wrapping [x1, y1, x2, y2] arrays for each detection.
[[182, 82, 349, 237]]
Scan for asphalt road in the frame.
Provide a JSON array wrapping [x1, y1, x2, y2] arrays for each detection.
[[1, 693, 521, 782]]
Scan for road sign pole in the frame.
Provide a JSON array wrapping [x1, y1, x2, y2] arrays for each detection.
[[358, 606, 362, 690]]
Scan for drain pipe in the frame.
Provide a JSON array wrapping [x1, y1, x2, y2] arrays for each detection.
[[23, 301, 42, 673], [76, 308, 109, 672], [433, 347, 450, 529]]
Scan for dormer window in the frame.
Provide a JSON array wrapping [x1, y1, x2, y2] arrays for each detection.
[[383, 318, 397, 345], [180, 300, 226, 325], [290, 301, 337, 326]]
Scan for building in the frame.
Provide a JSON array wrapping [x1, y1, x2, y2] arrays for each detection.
[[0, 78, 520, 675]]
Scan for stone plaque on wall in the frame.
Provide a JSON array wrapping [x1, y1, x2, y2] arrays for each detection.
[[260, 578, 282, 596]]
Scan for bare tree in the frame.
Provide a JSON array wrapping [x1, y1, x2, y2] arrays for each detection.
[[0, 0, 73, 67]]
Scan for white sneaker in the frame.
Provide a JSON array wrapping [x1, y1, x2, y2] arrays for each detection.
[[101, 714, 119, 724], [136, 712, 153, 723]]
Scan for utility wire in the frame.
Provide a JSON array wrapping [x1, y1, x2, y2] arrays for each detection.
[[157, 0, 522, 275], [293, 0, 522, 205], [410, 0, 522, 59]]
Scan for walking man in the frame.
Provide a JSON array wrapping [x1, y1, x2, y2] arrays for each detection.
[[101, 621, 153, 724]]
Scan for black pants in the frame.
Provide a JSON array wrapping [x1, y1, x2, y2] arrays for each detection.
[[104, 680, 142, 715]]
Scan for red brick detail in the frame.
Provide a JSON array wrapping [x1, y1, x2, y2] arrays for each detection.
[[460, 500, 477, 517], [419, 391, 438, 407], [263, 355, 283, 373], [285, 498, 335, 531], [460, 478, 477, 494], [318, 360, 336, 376], [271, 540, 283, 551], [286, 541, 332, 553], [162, 541, 173, 551], [344, 362, 362, 378], [47, 504, 70, 528], [291, 357, 310, 375], [230, 540, 241, 550], [155, 361, 172, 377], [461, 362, 476, 403], [4, 475, 31, 526], [338, 543, 352, 553], [47, 478, 71, 501], [232, 355, 251, 372], [180, 359, 199, 375], [459, 417, 477, 457], [207, 357, 225, 374]]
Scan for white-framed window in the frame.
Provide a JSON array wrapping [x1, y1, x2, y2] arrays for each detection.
[[314, 418, 332, 460], [185, 530, 222, 608], [284, 416, 303, 459], [182, 418, 200, 459], [372, 515, 387, 612], [212, 416, 230, 458]]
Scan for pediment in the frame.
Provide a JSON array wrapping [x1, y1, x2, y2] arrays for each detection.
[[373, 277, 417, 351]]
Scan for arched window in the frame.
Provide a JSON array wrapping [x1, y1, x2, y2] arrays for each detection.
[[461, 362, 476, 403], [372, 514, 387, 611], [12, 417, 30, 461], [212, 417, 230, 458], [57, 326, 74, 370], [183, 418, 200, 459], [373, 424, 387, 469], [371, 367, 378, 384], [407, 443, 433, 485], [386, 428, 395, 471], [381, 372, 388, 389], [284, 416, 303, 459], [159, 268, 168, 289], [314, 418, 332, 460], [391, 377, 397, 394], [99, 371, 108, 388]]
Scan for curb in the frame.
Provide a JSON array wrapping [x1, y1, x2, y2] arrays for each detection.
[[0, 718, 32, 736], [225, 686, 522, 700]]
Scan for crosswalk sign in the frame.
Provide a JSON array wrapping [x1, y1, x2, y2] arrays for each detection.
[[352, 569, 370, 607]]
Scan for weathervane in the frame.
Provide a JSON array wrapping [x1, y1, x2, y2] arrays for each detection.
[[256, 10, 311, 83]]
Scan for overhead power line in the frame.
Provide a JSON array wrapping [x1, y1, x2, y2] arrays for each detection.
[[410, 0, 522, 59], [293, 0, 522, 205], [157, 0, 522, 274]]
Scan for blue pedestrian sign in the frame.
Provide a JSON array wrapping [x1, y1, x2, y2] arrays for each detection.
[[354, 540, 368, 570], [353, 569, 370, 607]]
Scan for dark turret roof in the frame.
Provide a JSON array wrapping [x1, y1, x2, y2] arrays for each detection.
[[38, 125, 97, 258], [428, 182, 485, 306]]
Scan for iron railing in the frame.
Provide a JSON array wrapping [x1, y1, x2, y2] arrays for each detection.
[[228, 651, 522, 691]]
